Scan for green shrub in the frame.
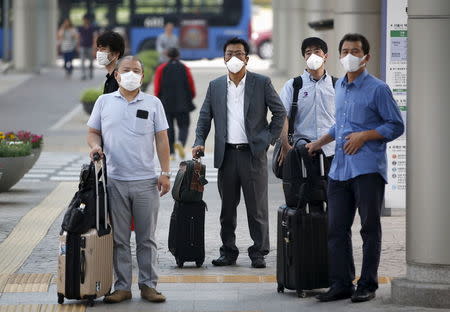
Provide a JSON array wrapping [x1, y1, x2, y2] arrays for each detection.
[[80, 88, 103, 103], [137, 49, 159, 87], [0, 141, 32, 157]]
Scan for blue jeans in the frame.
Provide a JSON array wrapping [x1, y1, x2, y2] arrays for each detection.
[[63, 51, 75, 74], [327, 173, 385, 291]]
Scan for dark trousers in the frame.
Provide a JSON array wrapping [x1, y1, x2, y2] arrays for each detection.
[[327, 173, 385, 291], [63, 51, 75, 75], [166, 112, 190, 154], [217, 147, 269, 260]]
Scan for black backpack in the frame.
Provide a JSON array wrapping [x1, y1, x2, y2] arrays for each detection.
[[61, 159, 107, 234], [172, 159, 208, 202], [282, 140, 328, 208]]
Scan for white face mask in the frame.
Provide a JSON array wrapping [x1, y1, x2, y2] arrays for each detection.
[[226, 56, 245, 74], [96, 51, 111, 66], [340, 54, 366, 73], [306, 53, 324, 71], [119, 72, 142, 91]]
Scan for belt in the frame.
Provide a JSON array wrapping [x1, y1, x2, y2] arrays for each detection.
[[226, 143, 250, 151]]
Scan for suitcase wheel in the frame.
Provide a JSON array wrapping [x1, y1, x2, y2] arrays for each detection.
[[176, 259, 184, 268], [277, 284, 284, 293], [296, 290, 307, 298], [57, 293, 64, 304], [195, 261, 203, 268]]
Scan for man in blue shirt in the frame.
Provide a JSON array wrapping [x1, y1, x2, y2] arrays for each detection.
[[307, 33, 404, 303], [278, 37, 336, 172]]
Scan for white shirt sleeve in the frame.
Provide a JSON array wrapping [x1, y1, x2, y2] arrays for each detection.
[[87, 95, 104, 131], [279, 78, 294, 116]]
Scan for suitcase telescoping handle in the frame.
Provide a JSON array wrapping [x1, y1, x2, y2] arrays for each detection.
[[93, 153, 108, 232]]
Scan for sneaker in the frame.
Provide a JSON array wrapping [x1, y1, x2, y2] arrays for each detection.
[[103, 290, 132, 303], [140, 285, 166, 303], [170, 154, 176, 161], [174, 143, 186, 159]]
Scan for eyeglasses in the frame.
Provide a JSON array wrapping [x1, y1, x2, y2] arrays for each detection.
[[225, 51, 246, 58]]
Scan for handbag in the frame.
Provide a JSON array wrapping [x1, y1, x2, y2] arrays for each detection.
[[272, 76, 303, 179]]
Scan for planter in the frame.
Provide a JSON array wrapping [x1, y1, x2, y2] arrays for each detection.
[[0, 154, 35, 192], [82, 101, 95, 115], [24, 147, 42, 171]]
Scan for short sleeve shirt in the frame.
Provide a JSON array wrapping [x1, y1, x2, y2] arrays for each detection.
[[87, 90, 169, 181]]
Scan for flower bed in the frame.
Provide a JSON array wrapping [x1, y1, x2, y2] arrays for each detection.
[[0, 131, 44, 192]]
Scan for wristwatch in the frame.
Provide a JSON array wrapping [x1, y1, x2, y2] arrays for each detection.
[[160, 171, 172, 178]]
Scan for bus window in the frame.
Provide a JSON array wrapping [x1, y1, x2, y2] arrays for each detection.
[[135, 0, 177, 15]]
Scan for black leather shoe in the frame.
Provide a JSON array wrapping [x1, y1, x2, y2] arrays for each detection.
[[351, 287, 376, 303], [212, 255, 236, 266], [316, 286, 355, 302], [251, 258, 266, 268]]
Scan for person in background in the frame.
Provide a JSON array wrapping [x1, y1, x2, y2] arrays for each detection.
[[154, 47, 196, 160], [96, 31, 125, 94], [156, 21, 179, 64], [78, 14, 98, 80], [57, 18, 78, 78]]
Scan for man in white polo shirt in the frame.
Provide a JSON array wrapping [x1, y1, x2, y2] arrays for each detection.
[[87, 55, 171, 304]]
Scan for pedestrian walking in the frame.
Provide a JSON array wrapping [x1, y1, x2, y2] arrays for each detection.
[[192, 37, 286, 269], [154, 47, 196, 159], [78, 14, 98, 80], [307, 33, 404, 303], [87, 55, 171, 304], [57, 18, 78, 78], [96, 31, 125, 94], [156, 21, 179, 64]]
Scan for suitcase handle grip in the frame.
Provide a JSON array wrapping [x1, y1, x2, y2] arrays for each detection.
[[80, 250, 86, 284]]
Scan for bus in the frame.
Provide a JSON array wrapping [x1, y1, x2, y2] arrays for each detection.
[[60, 0, 252, 60]]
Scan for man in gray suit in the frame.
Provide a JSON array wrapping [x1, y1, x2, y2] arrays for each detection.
[[192, 37, 286, 268]]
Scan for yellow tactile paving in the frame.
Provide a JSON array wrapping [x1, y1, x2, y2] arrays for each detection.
[[3, 273, 53, 293], [0, 305, 85, 312], [0, 182, 77, 275]]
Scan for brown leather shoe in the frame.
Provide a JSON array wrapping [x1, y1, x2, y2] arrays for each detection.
[[103, 290, 132, 303], [140, 285, 166, 303]]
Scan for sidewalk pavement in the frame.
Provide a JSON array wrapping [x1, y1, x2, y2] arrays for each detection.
[[0, 60, 426, 312]]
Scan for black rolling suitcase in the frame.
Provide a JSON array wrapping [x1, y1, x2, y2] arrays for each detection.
[[277, 146, 329, 297], [168, 200, 207, 268], [169, 151, 208, 268]]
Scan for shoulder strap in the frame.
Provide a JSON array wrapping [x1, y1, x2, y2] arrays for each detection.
[[288, 76, 303, 143], [331, 76, 338, 88]]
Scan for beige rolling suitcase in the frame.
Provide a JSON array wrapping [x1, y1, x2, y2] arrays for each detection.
[[57, 154, 113, 306]]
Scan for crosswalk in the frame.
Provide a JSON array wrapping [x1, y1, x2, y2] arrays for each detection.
[[22, 152, 218, 183]]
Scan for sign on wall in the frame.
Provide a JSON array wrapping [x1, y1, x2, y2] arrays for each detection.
[[383, 0, 408, 209]]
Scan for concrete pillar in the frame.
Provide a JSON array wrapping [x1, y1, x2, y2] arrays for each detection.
[[285, 0, 305, 78], [13, 0, 37, 71], [271, 0, 280, 69], [13, 0, 58, 72], [274, 0, 290, 75], [333, 0, 381, 77], [304, 0, 338, 76], [391, 0, 450, 308]]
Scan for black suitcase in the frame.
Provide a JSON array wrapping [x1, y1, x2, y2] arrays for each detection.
[[168, 200, 206, 268], [277, 149, 329, 297]]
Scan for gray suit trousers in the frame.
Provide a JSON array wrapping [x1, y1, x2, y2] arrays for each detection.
[[108, 178, 160, 291], [217, 147, 270, 260]]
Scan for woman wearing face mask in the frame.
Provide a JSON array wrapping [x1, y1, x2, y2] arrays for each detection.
[[192, 37, 286, 269], [307, 33, 404, 304], [87, 55, 171, 304], [57, 18, 78, 78], [95, 31, 125, 94]]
